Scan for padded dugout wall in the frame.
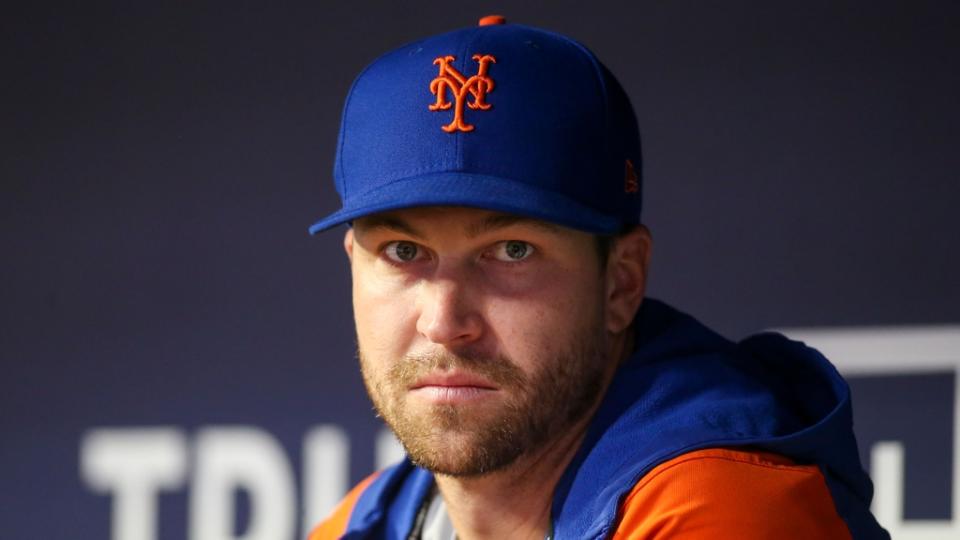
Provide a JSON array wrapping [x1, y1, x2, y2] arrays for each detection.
[[3, 2, 958, 539]]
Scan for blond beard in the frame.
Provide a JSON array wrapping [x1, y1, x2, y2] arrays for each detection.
[[358, 321, 609, 477]]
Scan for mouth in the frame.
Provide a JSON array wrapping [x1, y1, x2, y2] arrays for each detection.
[[409, 372, 499, 403]]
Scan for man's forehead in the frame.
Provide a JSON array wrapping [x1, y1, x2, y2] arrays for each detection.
[[353, 207, 565, 239]]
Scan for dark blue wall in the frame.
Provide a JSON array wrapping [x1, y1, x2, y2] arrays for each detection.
[[2, 2, 957, 538]]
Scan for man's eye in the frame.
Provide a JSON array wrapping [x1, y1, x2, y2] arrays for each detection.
[[492, 240, 535, 262], [384, 241, 422, 263]]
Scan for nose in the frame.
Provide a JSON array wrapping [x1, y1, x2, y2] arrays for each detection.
[[416, 276, 483, 346]]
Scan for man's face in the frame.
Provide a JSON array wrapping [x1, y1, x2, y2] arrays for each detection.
[[346, 207, 616, 476]]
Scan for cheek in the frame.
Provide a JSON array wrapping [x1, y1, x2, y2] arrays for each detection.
[[352, 267, 420, 360], [486, 273, 602, 364]]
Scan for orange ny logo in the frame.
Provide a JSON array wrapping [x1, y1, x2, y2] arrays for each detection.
[[429, 54, 497, 133]]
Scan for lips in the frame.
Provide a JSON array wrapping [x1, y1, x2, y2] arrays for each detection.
[[408, 371, 499, 403], [410, 372, 498, 391]]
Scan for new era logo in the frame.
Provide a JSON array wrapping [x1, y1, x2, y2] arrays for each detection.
[[625, 159, 639, 193]]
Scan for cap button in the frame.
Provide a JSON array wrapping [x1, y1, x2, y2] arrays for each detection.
[[478, 14, 506, 26]]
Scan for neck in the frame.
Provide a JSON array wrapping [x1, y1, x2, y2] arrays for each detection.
[[433, 328, 634, 540]]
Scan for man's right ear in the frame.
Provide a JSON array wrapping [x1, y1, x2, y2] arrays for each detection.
[[343, 228, 354, 260]]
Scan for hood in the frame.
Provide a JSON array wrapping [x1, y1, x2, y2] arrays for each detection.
[[551, 298, 882, 539]]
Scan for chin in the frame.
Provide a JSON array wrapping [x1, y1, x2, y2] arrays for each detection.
[[406, 436, 525, 477]]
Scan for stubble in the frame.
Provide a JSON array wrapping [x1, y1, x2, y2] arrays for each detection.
[[358, 318, 609, 477]]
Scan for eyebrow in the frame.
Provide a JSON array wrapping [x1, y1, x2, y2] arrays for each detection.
[[356, 212, 563, 239], [464, 213, 563, 238], [357, 215, 426, 239]]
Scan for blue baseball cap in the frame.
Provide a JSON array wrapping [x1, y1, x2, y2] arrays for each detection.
[[309, 15, 642, 235]]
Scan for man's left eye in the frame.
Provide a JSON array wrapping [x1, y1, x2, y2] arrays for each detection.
[[491, 240, 535, 262]]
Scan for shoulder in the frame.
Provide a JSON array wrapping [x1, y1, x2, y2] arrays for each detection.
[[611, 448, 852, 539], [307, 472, 380, 540]]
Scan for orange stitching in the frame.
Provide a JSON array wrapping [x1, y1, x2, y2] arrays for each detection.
[[429, 54, 496, 132]]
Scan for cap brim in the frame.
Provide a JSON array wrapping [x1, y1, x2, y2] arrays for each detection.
[[308, 172, 622, 235]]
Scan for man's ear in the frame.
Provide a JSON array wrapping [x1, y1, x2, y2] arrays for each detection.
[[343, 228, 355, 261], [605, 225, 652, 334]]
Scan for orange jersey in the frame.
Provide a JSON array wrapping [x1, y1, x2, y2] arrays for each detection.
[[309, 448, 851, 539], [611, 448, 851, 539]]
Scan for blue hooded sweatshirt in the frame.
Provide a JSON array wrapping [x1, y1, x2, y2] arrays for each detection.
[[333, 299, 890, 539]]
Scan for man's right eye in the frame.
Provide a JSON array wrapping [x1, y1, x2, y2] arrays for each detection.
[[383, 241, 421, 263]]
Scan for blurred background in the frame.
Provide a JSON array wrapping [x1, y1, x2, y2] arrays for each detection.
[[2, 1, 957, 539]]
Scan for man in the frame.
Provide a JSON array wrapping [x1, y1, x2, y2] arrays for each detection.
[[307, 15, 889, 539]]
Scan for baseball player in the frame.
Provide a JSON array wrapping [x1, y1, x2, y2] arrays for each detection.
[[306, 15, 890, 540]]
